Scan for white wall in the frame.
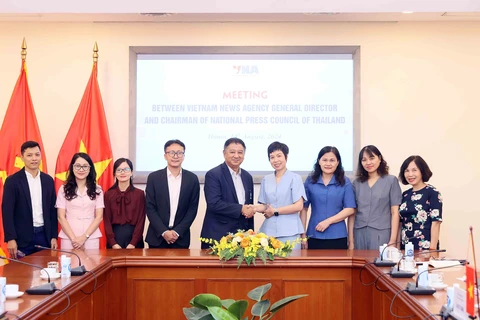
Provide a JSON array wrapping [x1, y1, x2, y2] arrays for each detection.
[[0, 21, 479, 256]]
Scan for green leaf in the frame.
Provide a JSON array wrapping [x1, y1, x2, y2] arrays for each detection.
[[251, 299, 270, 316], [227, 300, 248, 319], [221, 299, 236, 309], [269, 294, 308, 313], [191, 293, 223, 310], [247, 283, 272, 301], [207, 306, 239, 320], [183, 307, 214, 320]]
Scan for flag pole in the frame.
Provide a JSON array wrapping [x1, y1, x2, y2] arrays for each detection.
[[21, 38, 27, 61], [93, 42, 98, 63], [470, 226, 479, 319]]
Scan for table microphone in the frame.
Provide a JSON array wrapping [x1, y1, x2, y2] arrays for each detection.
[[35, 245, 87, 276], [374, 235, 422, 267], [390, 249, 447, 278], [0, 255, 56, 295], [406, 261, 467, 295]]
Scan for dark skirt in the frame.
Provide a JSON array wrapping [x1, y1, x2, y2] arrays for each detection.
[[108, 224, 144, 248], [308, 237, 348, 250]]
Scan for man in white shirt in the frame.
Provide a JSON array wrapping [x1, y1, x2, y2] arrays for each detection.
[[145, 139, 200, 248], [2, 141, 58, 258]]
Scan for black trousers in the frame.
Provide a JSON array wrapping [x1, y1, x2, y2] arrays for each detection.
[[308, 237, 348, 250]]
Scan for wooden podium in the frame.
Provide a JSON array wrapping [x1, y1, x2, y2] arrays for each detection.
[[2, 249, 451, 319]]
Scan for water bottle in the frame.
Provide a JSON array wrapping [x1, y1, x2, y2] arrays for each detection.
[[446, 286, 455, 310], [0, 277, 5, 302], [61, 255, 71, 278], [405, 242, 414, 261], [417, 262, 429, 287], [379, 244, 387, 259]]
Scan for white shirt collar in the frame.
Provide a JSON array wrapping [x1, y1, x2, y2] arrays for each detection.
[[25, 169, 41, 179], [227, 165, 241, 176], [167, 168, 182, 178]]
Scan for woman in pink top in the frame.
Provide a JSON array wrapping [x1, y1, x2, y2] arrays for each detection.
[[56, 153, 104, 250]]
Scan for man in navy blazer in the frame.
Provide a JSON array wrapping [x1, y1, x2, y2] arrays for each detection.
[[145, 139, 200, 249], [2, 141, 58, 258], [200, 138, 255, 249]]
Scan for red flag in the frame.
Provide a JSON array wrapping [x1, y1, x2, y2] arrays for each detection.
[[54, 61, 113, 249], [0, 59, 48, 260], [466, 264, 476, 316]]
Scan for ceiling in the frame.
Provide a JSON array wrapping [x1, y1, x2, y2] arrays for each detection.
[[0, 0, 479, 22]]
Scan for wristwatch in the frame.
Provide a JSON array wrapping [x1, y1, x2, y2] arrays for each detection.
[[274, 211, 279, 217], [85, 233, 90, 239]]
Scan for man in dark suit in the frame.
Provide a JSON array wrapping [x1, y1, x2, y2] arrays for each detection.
[[145, 139, 200, 249], [200, 138, 255, 249], [2, 141, 58, 258]]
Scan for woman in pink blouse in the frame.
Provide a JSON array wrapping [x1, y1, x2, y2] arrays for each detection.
[[56, 153, 104, 250], [104, 158, 146, 249]]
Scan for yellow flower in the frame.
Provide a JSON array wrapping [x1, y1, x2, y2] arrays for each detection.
[[240, 237, 250, 248]]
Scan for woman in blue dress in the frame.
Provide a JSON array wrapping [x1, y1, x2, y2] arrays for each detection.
[[398, 155, 442, 250], [254, 142, 306, 250], [301, 146, 356, 249]]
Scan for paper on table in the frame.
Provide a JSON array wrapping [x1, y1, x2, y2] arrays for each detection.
[[428, 260, 461, 268]]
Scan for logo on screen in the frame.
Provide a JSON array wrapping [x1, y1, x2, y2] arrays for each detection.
[[233, 65, 259, 75]]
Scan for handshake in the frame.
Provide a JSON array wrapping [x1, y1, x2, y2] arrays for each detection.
[[241, 204, 274, 219]]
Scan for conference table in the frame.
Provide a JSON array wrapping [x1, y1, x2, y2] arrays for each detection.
[[0, 249, 463, 319]]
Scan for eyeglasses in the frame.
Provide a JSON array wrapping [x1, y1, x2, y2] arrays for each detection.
[[165, 151, 185, 157], [73, 164, 91, 171], [116, 168, 132, 174]]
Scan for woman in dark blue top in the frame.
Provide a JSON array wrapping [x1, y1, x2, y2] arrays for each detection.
[[300, 146, 356, 249], [398, 155, 442, 250]]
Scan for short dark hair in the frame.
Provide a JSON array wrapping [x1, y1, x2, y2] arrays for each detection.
[[164, 139, 185, 152], [399, 155, 433, 185], [356, 145, 389, 182], [224, 138, 246, 151], [21, 141, 41, 154], [267, 141, 289, 160]]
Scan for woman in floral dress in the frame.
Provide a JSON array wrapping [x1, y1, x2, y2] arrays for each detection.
[[398, 155, 442, 250]]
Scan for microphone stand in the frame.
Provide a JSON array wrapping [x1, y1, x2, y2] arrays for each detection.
[[35, 245, 87, 276], [406, 262, 467, 295], [0, 256, 56, 295], [390, 249, 446, 278]]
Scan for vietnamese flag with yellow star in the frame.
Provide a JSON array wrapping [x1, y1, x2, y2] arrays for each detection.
[[0, 59, 48, 259], [466, 264, 476, 316], [54, 61, 113, 249]]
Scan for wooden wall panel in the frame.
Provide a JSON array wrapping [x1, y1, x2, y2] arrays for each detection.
[[92, 282, 106, 319], [105, 267, 127, 320], [129, 279, 195, 320], [284, 279, 348, 320], [351, 268, 374, 320]]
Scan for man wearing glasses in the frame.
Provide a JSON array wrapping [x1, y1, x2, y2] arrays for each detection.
[[2, 141, 58, 258], [200, 138, 255, 249], [145, 139, 200, 248]]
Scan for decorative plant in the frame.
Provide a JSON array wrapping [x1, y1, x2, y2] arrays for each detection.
[[200, 230, 303, 268], [183, 283, 308, 320]]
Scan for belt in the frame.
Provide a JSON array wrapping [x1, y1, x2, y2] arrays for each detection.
[[33, 226, 45, 234]]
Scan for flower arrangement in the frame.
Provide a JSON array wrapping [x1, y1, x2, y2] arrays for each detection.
[[200, 229, 303, 267], [183, 283, 308, 320]]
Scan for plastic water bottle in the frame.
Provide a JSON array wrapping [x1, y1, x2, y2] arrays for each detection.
[[379, 244, 387, 259], [417, 262, 429, 287], [405, 242, 414, 261], [0, 277, 5, 302], [61, 255, 71, 278], [446, 286, 455, 310]]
